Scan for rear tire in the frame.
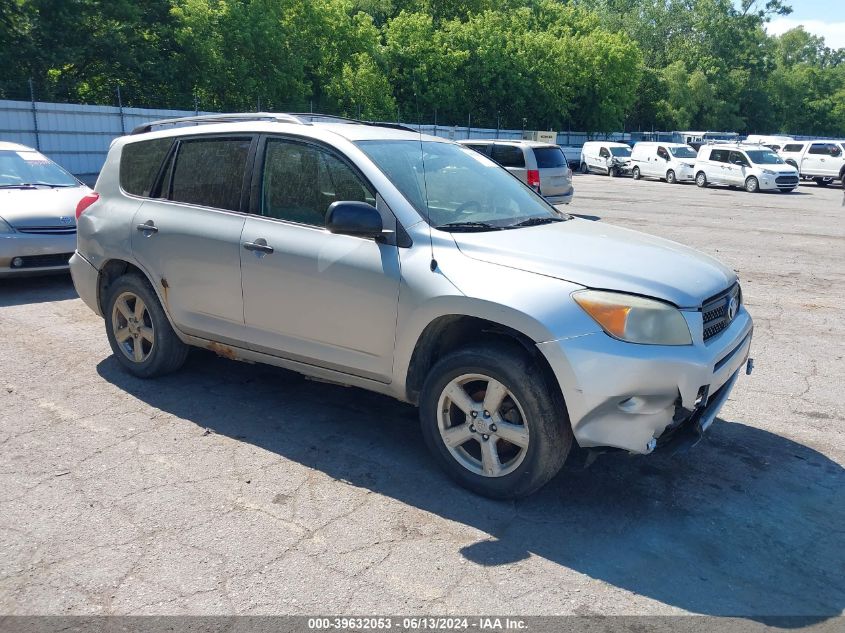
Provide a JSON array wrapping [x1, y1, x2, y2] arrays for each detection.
[[419, 343, 572, 499], [696, 172, 708, 188], [666, 170, 677, 184], [632, 166, 641, 180], [814, 177, 831, 187], [105, 274, 188, 378], [580, 162, 588, 174], [745, 176, 760, 193]]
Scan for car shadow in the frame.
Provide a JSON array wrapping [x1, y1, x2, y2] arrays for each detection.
[[96, 351, 844, 625], [0, 274, 77, 307]]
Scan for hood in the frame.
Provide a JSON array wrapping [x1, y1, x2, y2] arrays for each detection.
[[0, 186, 89, 228], [451, 219, 736, 308]]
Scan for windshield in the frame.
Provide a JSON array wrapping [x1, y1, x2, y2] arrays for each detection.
[[609, 146, 632, 158], [356, 140, 563, 230], [669, 146, 697, 158], [0, 150, 78, 187], [745, 150, 785, 165]]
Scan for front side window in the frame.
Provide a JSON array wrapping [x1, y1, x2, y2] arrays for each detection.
[[532, 146, 567, 168], [745, 150, 785, 165], [729, 151, 749, 166], [809, 143, 840, 156], [609, 146, 632, 157], [490, 144, 525, 168], [356, 140, 562, 230], [669, 146, 697, 158], [657, 146, 670, 160], [261, 139, 375, 227], [120, 138, 172, 196], [169, 137, 251, 211], [0, 149, 78, 187], [599, 148, 610, 158]]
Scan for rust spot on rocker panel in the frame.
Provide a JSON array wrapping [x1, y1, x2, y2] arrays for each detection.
[[208, 342, 237, 360]]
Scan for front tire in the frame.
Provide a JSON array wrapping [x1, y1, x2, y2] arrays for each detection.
[[814, 177, 831, 187], [632, 166, 641, 180], [696, 172, 708, 188], [105, 274, 188, 378], [745, 176, 760, 193], [419, 344, 572, 499], [580, 162, 589, 174], [666, 170, 677, 184]]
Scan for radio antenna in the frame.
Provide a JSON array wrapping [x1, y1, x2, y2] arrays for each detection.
[[413, 80, 436, 271]]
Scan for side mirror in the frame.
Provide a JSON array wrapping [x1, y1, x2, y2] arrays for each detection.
[[325, 201, 384, 239]]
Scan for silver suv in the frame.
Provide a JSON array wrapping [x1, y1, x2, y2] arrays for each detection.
[[70, 113, 753, 499], [458, 140, 574, 205]]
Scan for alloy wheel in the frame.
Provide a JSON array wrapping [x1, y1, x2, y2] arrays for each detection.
[[112, 291, 155, 363], [437, 373, 530, 478]]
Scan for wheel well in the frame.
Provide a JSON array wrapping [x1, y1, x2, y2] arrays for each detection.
[[405, 315, 562, 407], [97, 259, 146, 314]]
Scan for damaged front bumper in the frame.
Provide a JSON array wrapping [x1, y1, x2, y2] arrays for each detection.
[[538, 307, 753, 454]]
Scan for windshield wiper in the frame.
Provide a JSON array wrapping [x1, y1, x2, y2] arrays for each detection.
[[507, 216, 565, 228], [0, 183, 37, 189], [436, 221, 501, 232]]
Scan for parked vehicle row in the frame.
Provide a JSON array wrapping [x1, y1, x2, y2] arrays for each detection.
[[579, 139, 807, 194], [56, 112, 752, 499]]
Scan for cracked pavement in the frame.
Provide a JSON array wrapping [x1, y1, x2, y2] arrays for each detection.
[[0, 176, 843, 620]]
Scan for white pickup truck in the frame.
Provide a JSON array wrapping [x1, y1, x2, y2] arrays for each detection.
[[778, 140, 845, 186]]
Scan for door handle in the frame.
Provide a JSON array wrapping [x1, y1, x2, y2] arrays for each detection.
[[136, 222, 158, 233], [243, 240, 274, 254]]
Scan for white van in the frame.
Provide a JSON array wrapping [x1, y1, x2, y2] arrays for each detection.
[[579, 141, 633, 177], [694, 143, 799, 193], [631, 142, 698, 184]]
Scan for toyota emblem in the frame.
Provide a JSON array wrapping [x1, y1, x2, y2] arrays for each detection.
[[727, 296, 738, 321]]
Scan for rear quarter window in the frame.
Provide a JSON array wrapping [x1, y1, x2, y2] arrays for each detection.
[[532, 147, 566, 168], [709, 149, 729, 162], [169, 137, 252, 211], [120, 138, 173, 197]]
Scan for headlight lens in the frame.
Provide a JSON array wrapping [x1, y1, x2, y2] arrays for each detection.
[[573, 290, 692, 345], [762, 169, 776, 175], [0, 217, 14, 234]]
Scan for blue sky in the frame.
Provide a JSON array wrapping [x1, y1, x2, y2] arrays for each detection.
[[760, 0, 845, 49]]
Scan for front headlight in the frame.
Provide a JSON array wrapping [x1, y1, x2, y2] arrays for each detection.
[[762, 169, 776, 175], [0, 218, 14, 234], [573, 290, 692, 345]]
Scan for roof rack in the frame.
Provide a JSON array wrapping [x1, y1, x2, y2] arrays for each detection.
[[130, 111, 420, 135], [130, 112, 307, 135]]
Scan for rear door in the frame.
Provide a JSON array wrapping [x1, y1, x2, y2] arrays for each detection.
[[804, 143, 841, 177], [130, 135, 255, 340], [532, 146, 571, 196], [707, 149, 730, 183], [490, 144, 527, 183], [238, 135, 401, 382]]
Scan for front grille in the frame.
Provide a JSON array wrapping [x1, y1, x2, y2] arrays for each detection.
[[702, 284, 741, 341], [775, 175, 799, 185], [11, 253, 73, 269], [16, 226, 76, 235]]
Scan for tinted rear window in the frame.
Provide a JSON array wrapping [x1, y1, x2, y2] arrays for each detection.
[[490, 144, 525, 168], [782, 144, 804, 152], [120, 138, 172, 196], [532, 147, 566, 168], [169, 137, 251, 211]]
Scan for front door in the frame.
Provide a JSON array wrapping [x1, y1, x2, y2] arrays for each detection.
[[239, 136, 401, 382], [130, 135, 254, 340]]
